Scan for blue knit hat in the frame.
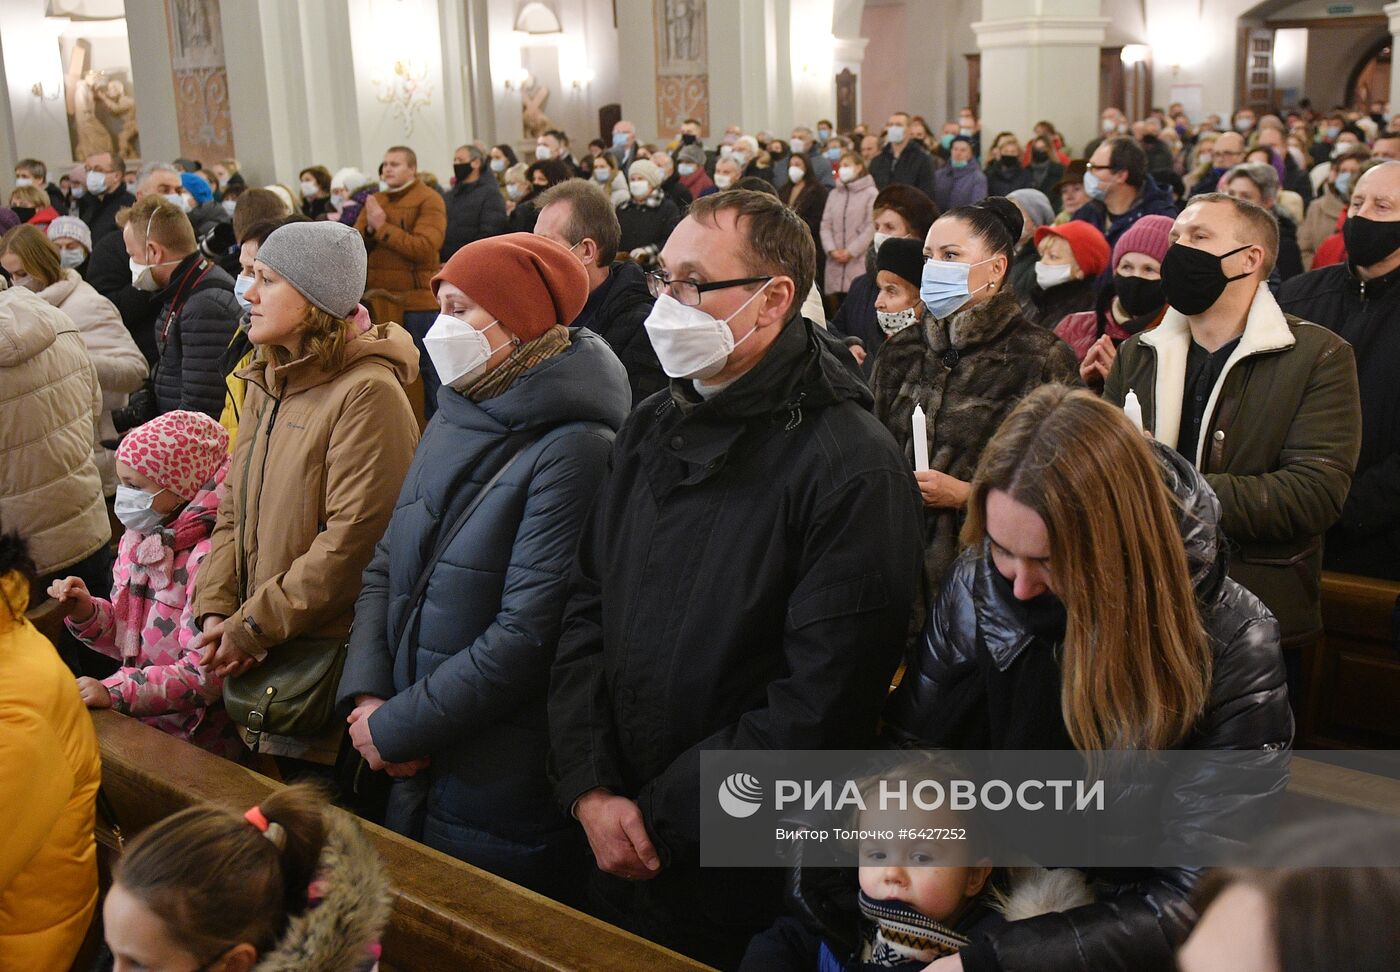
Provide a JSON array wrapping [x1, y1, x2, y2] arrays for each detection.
[[181, 172, 213, 205]]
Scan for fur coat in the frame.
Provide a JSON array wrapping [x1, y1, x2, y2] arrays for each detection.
[[871, 289, 1080, 592]]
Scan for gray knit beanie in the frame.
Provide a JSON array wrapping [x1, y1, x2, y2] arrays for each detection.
[[1006, 188, 1054, 230], [256, 221, 367, 319]]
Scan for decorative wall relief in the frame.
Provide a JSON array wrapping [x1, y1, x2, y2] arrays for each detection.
[[654, 0, 708, 137], [164, 0, 235, 161]]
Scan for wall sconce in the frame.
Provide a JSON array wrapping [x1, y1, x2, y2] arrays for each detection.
[[569, 68, 594, 90], [30, 80, 60, 101], [503, 67, 530, 91]]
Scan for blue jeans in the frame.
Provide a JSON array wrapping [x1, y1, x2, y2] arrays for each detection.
[[402, 309, 441, 420]]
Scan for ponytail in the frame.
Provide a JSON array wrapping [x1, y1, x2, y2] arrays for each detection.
[[113, 783, 330, 961]]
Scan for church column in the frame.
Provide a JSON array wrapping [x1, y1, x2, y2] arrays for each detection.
[[972, 0, 1107, 157]]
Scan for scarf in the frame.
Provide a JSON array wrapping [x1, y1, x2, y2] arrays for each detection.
[[858, 892, 970, 968], [110, 463, 228, 661], [460, 325, 570, 401]]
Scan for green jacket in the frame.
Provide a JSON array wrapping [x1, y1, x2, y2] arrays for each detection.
[[1105, 283, 1360, 646]]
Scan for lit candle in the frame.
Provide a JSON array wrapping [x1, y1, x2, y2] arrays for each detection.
[[912, 405, 929, 472]]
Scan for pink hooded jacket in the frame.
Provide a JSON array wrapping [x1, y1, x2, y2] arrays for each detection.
[[66, 463, 242, 759]]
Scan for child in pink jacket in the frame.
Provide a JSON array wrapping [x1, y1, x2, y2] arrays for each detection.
[[49, 410, 242, 759]]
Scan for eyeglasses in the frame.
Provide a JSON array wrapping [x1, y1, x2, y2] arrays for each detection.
[[645, 270, 772, 307]]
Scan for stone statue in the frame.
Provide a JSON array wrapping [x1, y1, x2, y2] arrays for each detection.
[[95, 78, 140, 159], [66, 47, 113, 160], [522, 77, 551, 140]]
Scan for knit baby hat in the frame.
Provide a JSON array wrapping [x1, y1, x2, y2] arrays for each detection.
[[116, 410, 229, 500], [432, 232, 589, 342]]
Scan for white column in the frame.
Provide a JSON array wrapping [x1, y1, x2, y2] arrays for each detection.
[[1387, 2, 1400, 115], [972, 0, 1107, 157]]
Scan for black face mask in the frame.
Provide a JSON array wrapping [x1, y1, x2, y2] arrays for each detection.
[[1160, 242, 1253, 316], [1114, 273, 1166, 318], [999, 155, 1020, 168], [11, 206, 34, 224], [681, 133, 698, 146], [453, 162, 475, 183], [1031, 148, 1049, 163], [1342, 215, 1400, 269]]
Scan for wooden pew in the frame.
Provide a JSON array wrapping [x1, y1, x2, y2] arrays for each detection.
[[91, 711, 714, 972], [1310, 571, 1400, 748]]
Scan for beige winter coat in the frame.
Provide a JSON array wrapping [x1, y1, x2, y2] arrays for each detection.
[[0, 287, 107, 576], [1299, 188, 1344, 270], [35, 269, 147, 494]]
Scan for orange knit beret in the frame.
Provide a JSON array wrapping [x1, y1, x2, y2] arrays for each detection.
[[431, 233, 589, 342]]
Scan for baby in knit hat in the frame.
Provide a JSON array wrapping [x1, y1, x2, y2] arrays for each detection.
[[49, 410, 243, 759]]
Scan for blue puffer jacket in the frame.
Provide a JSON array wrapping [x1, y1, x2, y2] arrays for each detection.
[[337, 328, 630, 896]]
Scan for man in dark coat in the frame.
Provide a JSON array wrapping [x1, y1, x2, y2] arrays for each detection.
[[441, 144, 507, 260], [534, 180, 666, 405], [119, 195, 240, 418], [78, 151, 136, 244], [548, 191, 923, 969], [1279, 161, 1400, 579], [1072, 137, 1178, 256], [869, 111, 937, 199], [1105, 193, 1360, 702], [14, 158, 67, 213]]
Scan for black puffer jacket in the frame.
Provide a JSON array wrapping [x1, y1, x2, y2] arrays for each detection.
[[440, 177, 508, 260], [883, 444, 1294, 972], [150, 253, 241, 418], [571, 261, 665, 405], [1278, 261, 1400, 578]]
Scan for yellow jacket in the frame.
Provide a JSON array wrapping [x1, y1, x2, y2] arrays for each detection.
[[0, 570, 101, 972], [220, 346, 255, 453]]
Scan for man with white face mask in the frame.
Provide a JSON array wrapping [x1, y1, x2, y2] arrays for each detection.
[[116, 194, 240, 421], [77, 151, 136, 245], [549, 189, 923, 968]]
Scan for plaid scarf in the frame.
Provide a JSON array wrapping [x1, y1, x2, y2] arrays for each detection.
[[460, 325, 571, 401]]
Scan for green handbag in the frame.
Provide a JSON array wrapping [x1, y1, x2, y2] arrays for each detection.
[[223, 637, 347, 751], [221, 396, 347, 752]]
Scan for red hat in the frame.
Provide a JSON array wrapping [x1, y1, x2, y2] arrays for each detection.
[[1034, 222, 1111, 277], [432, 233, 589, 342]]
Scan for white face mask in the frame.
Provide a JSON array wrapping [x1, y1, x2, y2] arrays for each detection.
[[1034, 261, 1075, 290], [300, 180, 319, 198], [11, 272, 37, 292], [164, 192, 190, 212], [71, 184, 86, 200], [630, 179, 652, 198], [642, 281, 771, 380], [234, 274, 254, 310], [535, 144, 553, 161], [594, 168, 613, 183], [490, 157, 507, 173], [130, 251, 179, 292], [378, 180, 390, 192], [14, 176, 32, 188], [86, 170, 109, 195], [221, 199, 237, 216], [424, 314, 508, 390], [720, 145, 735, 159], [789, 139, 806, 155], [59, 247, 85, 270], [114, 484, 170, 533], [507, 183, 525, 200], [787, 165, 805, 184], [876, 304, 921, 335], [838, 165, 856, 184], [873, 232, 891, 252], [714, 174, 734, 190]]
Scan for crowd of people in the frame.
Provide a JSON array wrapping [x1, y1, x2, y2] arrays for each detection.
[[3, 95, 1400, 972]]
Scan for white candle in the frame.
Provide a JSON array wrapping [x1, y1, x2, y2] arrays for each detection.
[[912, 405, 930, 472]]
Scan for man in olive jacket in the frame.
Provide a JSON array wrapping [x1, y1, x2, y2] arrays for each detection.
[[1105, 193, 1360, 704], [548, 191, 923, 969]]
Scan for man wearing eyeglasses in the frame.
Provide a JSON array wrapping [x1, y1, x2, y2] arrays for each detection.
[[548, 190, 923, 968], [1073, 136, 1179, 258]]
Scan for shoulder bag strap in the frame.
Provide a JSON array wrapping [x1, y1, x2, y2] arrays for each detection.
[[392, 436, 537, 681]]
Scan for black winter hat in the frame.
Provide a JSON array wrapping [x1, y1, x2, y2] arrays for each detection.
[[876, 237, 925, 289]]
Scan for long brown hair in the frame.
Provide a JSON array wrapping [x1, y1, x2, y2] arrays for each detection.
[[113, 783, 328, 961], [961, 385, 1212, 751], [0, 224, 62, 289]]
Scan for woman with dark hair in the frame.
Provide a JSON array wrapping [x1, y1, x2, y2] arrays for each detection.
[[298, 165, 334, 220], [872, 197, 1078, 592], [778, 151, 829, 291], [489, 144, 519, 190], [507, 159, 572, 234], [887, 385, 1292, 972]]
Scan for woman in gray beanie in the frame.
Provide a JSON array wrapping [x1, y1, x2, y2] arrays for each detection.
[[192, 220, 420, 769]]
